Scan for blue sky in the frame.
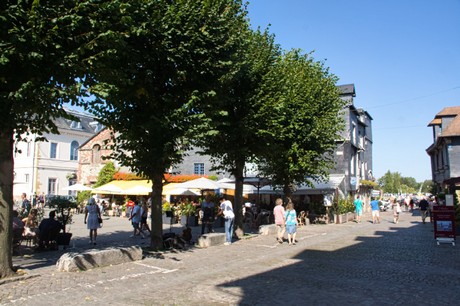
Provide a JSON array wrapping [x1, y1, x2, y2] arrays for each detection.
[[246, 0, 460, 182]]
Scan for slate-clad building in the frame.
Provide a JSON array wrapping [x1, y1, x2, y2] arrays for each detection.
[[427, 106, 460, 193]]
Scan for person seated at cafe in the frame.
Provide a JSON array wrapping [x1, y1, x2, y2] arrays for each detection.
[[13, 210, 24, 231], [22, 208, 39, 245], [37, 210, 63, 250]]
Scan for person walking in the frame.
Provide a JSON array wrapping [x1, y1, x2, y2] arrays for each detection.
[[21, 193, 31, 217], [370, 198, 381, 224], [140, 202, 151, 234], [129, 201, 146, 239], [201, 195, 215, 235], [284, 200, 298, 245], [353, 195, 363, 223], [84, 197, 102, 245], [418, 196, 429, 224], [219, 197, 234, 245], [273, 198, 286, 244], [126, 199, 135, 218], [392, 197, 401, 224]]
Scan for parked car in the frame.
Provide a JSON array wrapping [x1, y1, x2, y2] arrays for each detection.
[[379, 200, 391, 212]]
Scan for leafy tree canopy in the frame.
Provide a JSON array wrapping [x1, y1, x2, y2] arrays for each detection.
[[0, 0, 94, 278], [256, 49, 345, 197]]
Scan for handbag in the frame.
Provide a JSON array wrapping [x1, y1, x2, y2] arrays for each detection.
[[98, 217, 103, 224]]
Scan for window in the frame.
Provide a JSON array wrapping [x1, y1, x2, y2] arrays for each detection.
[[92, 144, 101, 163], [194, 163, 205, 175], [50, 142, 57, 159], [25, 174, 29, 183], [26, 142, 31, 157], [48, 178, 57, 195], [70, 121, 82, 129], [70, 141, 79, 161]]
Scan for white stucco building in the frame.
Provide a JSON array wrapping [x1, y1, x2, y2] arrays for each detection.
[[13, 108, 102, 201]]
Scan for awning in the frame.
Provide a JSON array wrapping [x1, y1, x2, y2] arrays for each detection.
[[91, 180, 152, 195], [257, 175, 345, 195]]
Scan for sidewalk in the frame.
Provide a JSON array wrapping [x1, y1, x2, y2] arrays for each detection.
[[4, 208, 460, 305], [11, 211, 230, 277]]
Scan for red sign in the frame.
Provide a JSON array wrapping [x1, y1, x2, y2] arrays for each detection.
[[432, 206, 456, 239]]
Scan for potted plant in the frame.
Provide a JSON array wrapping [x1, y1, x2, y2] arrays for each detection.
[[162, 201, 173, 224], [48, 196, 78, 247], [180, 201, 197, 227], [332, 197, 355, 224]]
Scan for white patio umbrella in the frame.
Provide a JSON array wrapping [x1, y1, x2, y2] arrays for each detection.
[[165, 188, 200, 196], [177, 177, 221, 190], [62, 183, 93, 191]]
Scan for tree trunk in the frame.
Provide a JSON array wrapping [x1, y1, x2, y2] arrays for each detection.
[[233, 160, 245, 238], [0, 131, 15, 278], [283, 184, 294, 202], [149, 173, 164, 251]]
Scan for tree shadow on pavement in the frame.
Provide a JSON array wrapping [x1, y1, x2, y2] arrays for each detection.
[[216, 220, 460, 305]]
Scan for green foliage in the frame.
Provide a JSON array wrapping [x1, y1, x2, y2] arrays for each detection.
[[94, 162, 117, 188], [193, 28, 281, 176], [256, 49, 346, 197], [190, 27, 281, 226], [1, 0, 89, 140], [77, 191, 92, 205], [378, 171, 420, 194], [360, 180, 378, 188], [333, 197, 355, 214], [0, 0, 92, 276], [80, 0, 250, 249], [162, 202, 171, 213], [179, 201, 197, 217]]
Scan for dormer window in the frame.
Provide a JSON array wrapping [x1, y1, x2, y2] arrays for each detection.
[[70, 121, 82, 129], [89, 121, 103, 133]]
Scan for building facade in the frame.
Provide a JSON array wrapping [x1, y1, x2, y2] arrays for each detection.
[[426, 106, 460, 193], [332, 84, 374, 195], [13, 109, 102, 201]]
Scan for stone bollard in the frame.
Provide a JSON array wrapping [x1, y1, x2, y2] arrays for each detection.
[[258, 224, 277, 235], [198, 233, 226, 248], [56, 246, 143, 272]]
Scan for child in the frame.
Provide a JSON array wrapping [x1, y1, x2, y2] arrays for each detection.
[[284, 200, 298, 245]]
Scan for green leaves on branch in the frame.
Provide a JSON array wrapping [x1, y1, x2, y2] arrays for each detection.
[[256, 49, 346, 196]]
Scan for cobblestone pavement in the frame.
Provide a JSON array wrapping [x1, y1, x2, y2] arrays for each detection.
[[2, 209, 460, 305]]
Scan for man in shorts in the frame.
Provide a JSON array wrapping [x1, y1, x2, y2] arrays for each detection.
[[129, 201, 145, 238], [370, 198, 380, 224]]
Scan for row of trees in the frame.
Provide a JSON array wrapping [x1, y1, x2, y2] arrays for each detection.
[[1, 0, 345, 278], [377, 171, 434, 195]]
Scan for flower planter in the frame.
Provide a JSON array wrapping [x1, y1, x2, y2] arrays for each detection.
[[334, 213, 356, 224], [347, 212, 355, 222], [162, 214, 172, 225]]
